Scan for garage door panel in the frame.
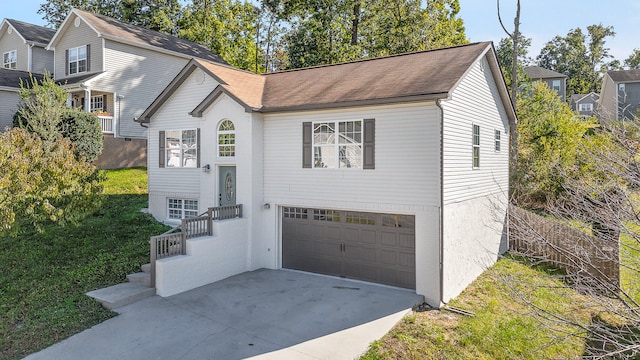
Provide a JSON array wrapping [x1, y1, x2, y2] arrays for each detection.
[[380, 249, 398, 265], [283, 208, 416, 289], [399, 233, 414, 249]]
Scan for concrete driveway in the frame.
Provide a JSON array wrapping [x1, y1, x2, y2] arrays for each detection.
[[25, 269, 423, 360]]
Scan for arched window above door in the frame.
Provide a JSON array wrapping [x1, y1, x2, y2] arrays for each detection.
[[218, 119, 235, 157]]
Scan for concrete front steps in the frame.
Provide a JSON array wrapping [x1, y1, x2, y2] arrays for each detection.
[[86, 263, 154, 310]]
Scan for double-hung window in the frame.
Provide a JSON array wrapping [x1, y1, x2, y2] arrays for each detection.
[[472, 124, 480, 168], [163, 129, 199, 168], [494, 130, 501, 152], [303, 119, 374, 169], [313, 120, 362, 168], [68, 45, 87, 75], [552, 79, 561, 92], [3, 50, 16, 69], [579, 103, 593, 112], [168, 199, 199, 219], [90, 95, 104, 112]]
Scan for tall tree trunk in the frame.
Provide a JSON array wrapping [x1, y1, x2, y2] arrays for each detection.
[[351, 2, 361, 45]]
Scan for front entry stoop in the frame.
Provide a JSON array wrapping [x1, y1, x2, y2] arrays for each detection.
[[86, 264, 155, 309]]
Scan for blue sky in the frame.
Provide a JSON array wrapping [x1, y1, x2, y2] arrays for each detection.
[[2, 0, 638, 61]]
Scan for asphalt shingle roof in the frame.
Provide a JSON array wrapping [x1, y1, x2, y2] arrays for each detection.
[[73, 9, 227, 65], [608, 69, 640, 82], [524, 66, 567, 79], [0, 68, 44, 88], [6, 19, 55, 45]]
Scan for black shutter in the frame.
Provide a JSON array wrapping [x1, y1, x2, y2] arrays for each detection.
[[65, 49, 69, 75], [302, 122, 312, 168], [86, 44, 90, 72], [103, 94, 107, 112], [196, 128, 201, 168], [159, 131, 165, 168], [363, 118, 375, 169]]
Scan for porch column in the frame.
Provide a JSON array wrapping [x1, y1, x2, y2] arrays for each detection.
[[66, 92, 72, 108], [84, 89, 91, 112]]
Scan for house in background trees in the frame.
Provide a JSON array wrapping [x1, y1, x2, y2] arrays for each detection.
[[0, 19, 54, 130], [43, 9, 228, 169], [524, 66, 567, 102], [136, 42, 514, 308], [570, 92, 600, 119], [599, 69, 640, 121]]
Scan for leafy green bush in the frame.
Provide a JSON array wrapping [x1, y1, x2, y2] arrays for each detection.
[[0, 128, 103, 233], [12, 74, 103, 163], [60, 109, 103, 162]]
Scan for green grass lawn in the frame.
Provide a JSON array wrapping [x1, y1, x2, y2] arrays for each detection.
[[0, 168, 168, 360], [361, 258, 604, 360]]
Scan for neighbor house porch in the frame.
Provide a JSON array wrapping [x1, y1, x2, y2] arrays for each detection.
[[67, 89, 118, 134]]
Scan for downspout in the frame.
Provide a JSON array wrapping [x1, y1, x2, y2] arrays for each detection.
[[436, 98, 446, 308]]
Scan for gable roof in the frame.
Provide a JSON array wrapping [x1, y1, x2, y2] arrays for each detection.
[[607, 69, 640, 83], [138, 42, 515, 123], [524, 66, 567, 79], [570, 92, 599, 105], [2, 19, 56, 46], [0, 68, 44, 90], [48, 9, 227, 65], [261, 42, 495, 112]]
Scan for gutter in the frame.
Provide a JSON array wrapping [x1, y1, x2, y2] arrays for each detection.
[[436, 98, 445, 308]]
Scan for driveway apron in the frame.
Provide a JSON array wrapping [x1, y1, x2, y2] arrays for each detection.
[[24, 269, 423, 360]]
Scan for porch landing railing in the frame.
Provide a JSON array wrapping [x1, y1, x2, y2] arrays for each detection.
[[150, 204, 242, 287]]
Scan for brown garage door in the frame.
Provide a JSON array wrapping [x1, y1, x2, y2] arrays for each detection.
[[282, 207, 415, 289]]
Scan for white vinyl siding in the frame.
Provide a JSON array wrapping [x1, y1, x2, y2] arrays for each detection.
[[95, 40, 188, 138], [441, 57, 509, 205], [53, 16, 102, 79], [264, 103, 441, 209], [147, 68, 219, 214]]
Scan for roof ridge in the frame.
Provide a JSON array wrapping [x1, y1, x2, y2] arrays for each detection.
[[263, 42, 489, 76]]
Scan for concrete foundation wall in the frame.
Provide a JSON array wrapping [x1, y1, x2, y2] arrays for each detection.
[[155, 218, 250, 297], [94, 134, 147, 169]]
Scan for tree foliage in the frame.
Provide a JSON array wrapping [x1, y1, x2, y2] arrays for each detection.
[[495, 36, 531, 94], [179, 0, 260, 71], [267, 0, 467, 69], [59, 109, 104, 162], [13, 74, 103, 162], [537, 24, 616, 95], [514, 81, 596, 207], [625, 49, 640, 70], [0, 128, 103, 233]]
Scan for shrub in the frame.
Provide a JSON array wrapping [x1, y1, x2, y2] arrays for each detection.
[[60, 109, 103, 162]]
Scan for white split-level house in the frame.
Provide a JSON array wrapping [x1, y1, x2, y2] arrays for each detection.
[[38, 9, 228, 168], [0, 19, 55, 130], [136, 41, 514, 307]]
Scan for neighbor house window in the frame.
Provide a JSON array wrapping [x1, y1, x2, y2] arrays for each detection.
[[472, 124, 480, 168], [68, 45, 87, 75], [494, 130, 501, 152], [164, 129, 198, 168], [217, 120, 235, 157], [579, 103, 593, 112], [3, 50, 16, 69], [90, 95, 104, 112], [168, 198, 198, 219], [313, 120, 362, 168], [552, 80, 561, 92]]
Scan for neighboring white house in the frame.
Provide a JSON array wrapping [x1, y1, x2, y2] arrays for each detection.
[[137, 42, 514, 307], [0, 19, 55, 130], [45, 9, 228, 168]]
